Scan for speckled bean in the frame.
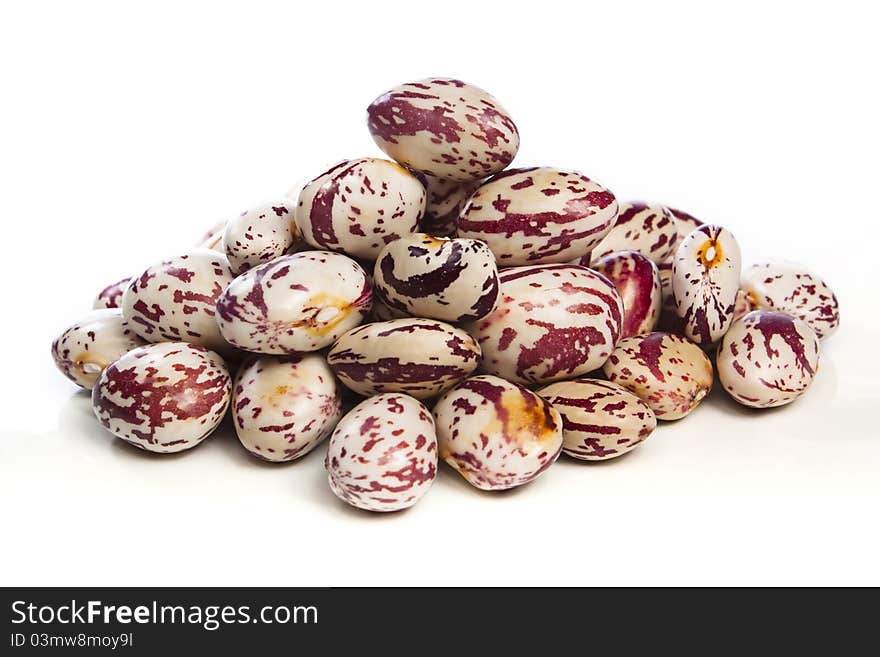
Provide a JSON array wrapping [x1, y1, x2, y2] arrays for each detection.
[[740, 261, 839, 339], [538, 378, 656, 460], [603, 332, 713, 420], [589, 202, 677, 265], [232, 354, 341, 462], [51, 308, 146, 390], [122, 249, 235, 351], [672, 224, 742, 346], [327, 318, 480, 399], [591, 250, 662, 338], [373, 233, 499, 322], [223, 200, 299, 274], [367, 77, 519, 182], [217, 251, 372, 354], [717, 310, 820, 408], [92, 342, 231, 453], [433, 375, 563, 490], [295, 158, 425, 261], [325, 393, 437, 512], [458, 167, 618, 265], [464, 264, 624, 385]]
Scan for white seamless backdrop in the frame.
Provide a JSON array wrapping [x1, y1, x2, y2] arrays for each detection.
[[1, 0, 878, 586]]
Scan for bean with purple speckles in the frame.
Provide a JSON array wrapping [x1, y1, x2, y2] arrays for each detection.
[[373, 233, 499, 322], [93, 277, 132, 309], [671, 224, 742, 346], [717, 310, 820, 408], [464, 264, 624, 385], [328, 318, 480, 399], [233, 354, 341, 462], [367, 78, 519, 182], [217, 251, 372, 354], [458, 167, 618, 265], [92, 342, 231, 454], [592, 250, 662, 338], [603, 332, 713, 421], [740, 261, 839, 339], [223, 200, 301, 274], [122, 249, 235, 351], [296, 158, 425, 261], [433, 375, 563, 491], [326, 393, 437, 512], [538, 378, 656, 461], [589, 202, 677, 265], [51, 308, 146, 390]]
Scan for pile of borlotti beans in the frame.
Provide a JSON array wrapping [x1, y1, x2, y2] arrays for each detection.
[[52, 78, 840, 512]]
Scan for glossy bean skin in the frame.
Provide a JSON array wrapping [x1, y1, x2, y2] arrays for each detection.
[[717, 310, 820, 408], [603, 332, 713, 421], [740, 261, 839, 339], [122, 250, 235, 351], [223, 200, 299, 274], [295, 158, 425, 261], [367, 78, 519, 182], [325, 394, 437, 512], [373, 233, 499, 322], [538, 378, 656, 460], [433, 375, 563, 491], [232, 354, 342, 462], [589, 202, 677, 265], [51, 308, 146, 390], [592, 251, 662, 338], [463, 264, 624, 385], [458, 167, 618, 265], [91, 342, 231, 453], [328, 319, 480, 399], [671, 224, 742, 346], [216, 251, 372, 354]]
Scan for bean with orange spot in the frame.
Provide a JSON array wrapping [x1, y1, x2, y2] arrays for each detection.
[[216, 251, 372, 353], [433, 375, 563, 491], [671, 224, 742, 346], [232, 354, 342, 462]]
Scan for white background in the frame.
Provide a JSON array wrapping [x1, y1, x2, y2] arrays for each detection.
[[1, 0, 878, 586]]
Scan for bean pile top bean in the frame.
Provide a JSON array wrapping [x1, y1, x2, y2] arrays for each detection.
[[51, 77, 840, 512]]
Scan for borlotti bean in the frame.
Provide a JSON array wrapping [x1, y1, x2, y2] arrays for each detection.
[[327, 319, 480, 399], [93, 277, 132, 309], [433, 375, 563, 490], [717, 310, 820, 408], [672, 224, 742, 346], [464, 264, 624, 385], [51, 75, 842, 509], [740, 261, 840, 339], [51, 309, 146, 390], [233, 354, 342, 462], [295, 158, 425, 261], [458, 167, 618, 265], [589, 202, 677, 265], [603, 332, 714, 420], [92, 342, 231, 453], [325, 393, 438, 512], [367, 78, 519, 182], [591, 251, 662, 338], [373, 233, 499, 322], [418, 175, 481, 237], [538, 379, 656, 461], [223, 200, 299, 274], [217, 251, 372, 354], [122, 249, 235, 351]]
